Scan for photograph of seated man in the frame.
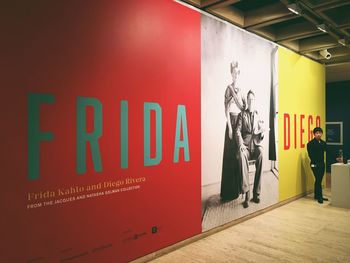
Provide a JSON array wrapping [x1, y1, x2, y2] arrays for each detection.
[[235, 90, 265, 208]]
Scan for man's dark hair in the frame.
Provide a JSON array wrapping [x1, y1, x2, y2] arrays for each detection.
[[313, 127, 323, 134], [247, 90, 255, 100]]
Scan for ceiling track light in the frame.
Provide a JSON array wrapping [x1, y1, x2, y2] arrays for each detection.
[[287, 3, 302, 15], [317, 23, 327, 33], [319, 49, 331, 60], [338, 38, 349, 46]]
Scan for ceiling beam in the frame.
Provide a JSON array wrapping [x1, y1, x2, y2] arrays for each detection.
[[277, 31, 324, 43], [200, 0, 224, 8], [326, 61, 350, 67], [299, 35, 339, 53], [313, 1, 350, 12], [327, 47, 350, 58], [248, 27, 276, 42], [245, 14, 297, 30], [278, 40, 300, 53], [205, 0, 241, 10], [303, 52, 321, 61], [316, 10, 348, 29], [323, 54, 350, 65], [244, 2, 291, 28], [339, 23, 350, 30], [275, 22, 322, 42], [209, 6, 244, 27], [301, 43, 339, 54]]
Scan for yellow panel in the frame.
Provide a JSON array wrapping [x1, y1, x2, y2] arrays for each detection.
[[278, 47, 325, 201]]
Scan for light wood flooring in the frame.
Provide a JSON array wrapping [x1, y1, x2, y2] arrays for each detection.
[[150, 188, 350, 263]]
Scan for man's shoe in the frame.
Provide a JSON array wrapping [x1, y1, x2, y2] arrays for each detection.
[[251, 196, 260, 204], [317, 198, 323, 204], [322, 197, 329, 201], [243, 201, 249, 208]]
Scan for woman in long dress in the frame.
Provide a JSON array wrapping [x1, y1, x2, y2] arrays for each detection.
[[220, 61, 246, 201]]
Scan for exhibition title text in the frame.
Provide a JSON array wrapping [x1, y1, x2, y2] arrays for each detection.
[[28, 93, 190, 181]]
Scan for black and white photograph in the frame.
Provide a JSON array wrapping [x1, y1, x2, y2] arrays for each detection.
[[201, 14, 279, 232]]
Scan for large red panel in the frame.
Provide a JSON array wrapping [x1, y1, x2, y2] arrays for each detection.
[[0, 1, 201, 262]]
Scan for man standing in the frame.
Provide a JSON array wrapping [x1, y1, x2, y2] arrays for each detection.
[[307, 127, 338, 204], [236, 90, 264, 208]]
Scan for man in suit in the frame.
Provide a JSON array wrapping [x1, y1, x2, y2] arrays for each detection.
[[236, 90, 264, 208]]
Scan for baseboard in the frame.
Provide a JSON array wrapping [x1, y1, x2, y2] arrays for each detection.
[[130, 190, 312, 263]]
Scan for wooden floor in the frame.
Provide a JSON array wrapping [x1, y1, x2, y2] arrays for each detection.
[[150, 188, 350, 263]]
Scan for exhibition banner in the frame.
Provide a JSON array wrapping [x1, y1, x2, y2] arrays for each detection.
[[201, 14, 279, 231], [1, 1, 326, 261], [1, 1, 201, 262]]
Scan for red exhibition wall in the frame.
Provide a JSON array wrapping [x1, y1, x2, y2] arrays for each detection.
[[1, 1, 201, 262]]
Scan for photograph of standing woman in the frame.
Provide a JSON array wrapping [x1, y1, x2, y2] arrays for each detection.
[[220, 61, 246, 201]]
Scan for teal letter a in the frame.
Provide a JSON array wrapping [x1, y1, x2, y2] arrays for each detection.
[[173, 105, 190, 163]]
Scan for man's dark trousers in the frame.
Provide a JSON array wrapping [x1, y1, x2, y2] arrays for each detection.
[[311, 163, 325, 200]]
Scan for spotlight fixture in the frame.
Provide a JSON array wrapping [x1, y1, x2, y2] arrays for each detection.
[[317, 24, 327, 33], [338, 38, 349, 46], [287, 3, 302, 15], [319, 49, 331, 60]]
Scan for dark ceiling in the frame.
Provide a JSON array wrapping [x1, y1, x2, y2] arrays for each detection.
[[180, 0, 350, 83]]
